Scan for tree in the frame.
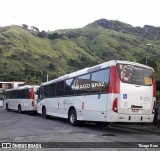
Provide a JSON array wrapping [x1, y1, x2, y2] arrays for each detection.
[[38, 30, 48, 38], [48, 33, 62, 40], [48, 63, 56, 70], [30, 26, 39, 32], [22, 24, 28, 29], [24, 76, 41, 85]]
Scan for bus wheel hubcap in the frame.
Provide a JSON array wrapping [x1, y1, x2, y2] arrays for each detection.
[[70, 114, 75, 123]]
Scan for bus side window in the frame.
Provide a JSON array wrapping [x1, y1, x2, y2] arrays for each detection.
[[90, 68, 110, 93], [48, 83, 56, 97], [56, 81, 65, 97], [64, 78, 75, 96], [75, 73, 91, 95], [25, 89, 30, 99]]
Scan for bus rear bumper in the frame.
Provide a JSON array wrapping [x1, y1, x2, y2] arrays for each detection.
[[107, 110, 154, 123]]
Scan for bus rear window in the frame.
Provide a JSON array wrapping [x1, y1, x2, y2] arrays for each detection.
[[117, 63, 153, 86]]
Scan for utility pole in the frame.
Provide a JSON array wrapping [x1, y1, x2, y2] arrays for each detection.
[[145, 43, 160, 65], [47, 74, 48, 82], [145, 56, 148, 65]]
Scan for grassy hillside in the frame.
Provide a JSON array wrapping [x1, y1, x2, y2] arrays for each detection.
[[0, 25, 98, 81], [0, 19, 160, 82]]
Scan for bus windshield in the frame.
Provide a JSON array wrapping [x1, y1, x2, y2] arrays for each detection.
[[117, 63, 153, 86], [0, 92, 3, 100]]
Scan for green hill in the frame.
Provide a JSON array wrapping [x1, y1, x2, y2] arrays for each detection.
[[0, 19, 160, 81]]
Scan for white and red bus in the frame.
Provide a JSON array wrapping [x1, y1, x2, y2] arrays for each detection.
[[4, 85, 39, 113], [37, 60, 156, 126]]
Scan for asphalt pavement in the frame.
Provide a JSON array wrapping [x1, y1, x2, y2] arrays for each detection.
[[111, 123, 160, 135], [0, 107, 160, 151], [0, 106, 160, 135]]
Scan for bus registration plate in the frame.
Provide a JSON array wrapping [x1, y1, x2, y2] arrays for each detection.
[[132, 109, 139, 112]]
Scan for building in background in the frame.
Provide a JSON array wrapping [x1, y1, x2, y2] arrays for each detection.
[[0, 81, 24, 107]]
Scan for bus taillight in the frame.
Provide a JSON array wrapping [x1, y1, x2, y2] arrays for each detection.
[[112, 98, 118, 113], [152, 101, 156, 114]]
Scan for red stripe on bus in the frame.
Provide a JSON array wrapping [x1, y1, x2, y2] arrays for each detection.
[[108, 66, 120, 94], [153, 73, 156, 97], [30, 88, 35, 107], [30, 88, 35, 99]]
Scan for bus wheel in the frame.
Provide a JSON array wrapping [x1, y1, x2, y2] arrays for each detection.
[[42, 107, 49, 119], [18, 105, 22, 114], [6, 104, 10, 112], [69, 109, 78, 126], [95, 122, 110, 127]]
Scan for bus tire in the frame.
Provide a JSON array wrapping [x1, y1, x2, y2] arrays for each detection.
[[69, 109, 78, 126], [33, 111, 38, 116], [42, 106, 49, 119], [6, 104, 10, 112], [18, 105, 22, 114], [95, 122, 110, 127]]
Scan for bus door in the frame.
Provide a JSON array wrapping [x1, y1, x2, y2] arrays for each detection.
[[117, 63, 155, 115]]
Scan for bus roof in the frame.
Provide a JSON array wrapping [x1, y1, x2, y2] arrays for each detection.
[[0, 82, 13, 84], [41, 60, 154, 86], [5, 85, 39, 92]]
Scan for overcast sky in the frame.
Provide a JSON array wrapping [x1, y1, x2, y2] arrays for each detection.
[[0, 0, 160, 31]]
